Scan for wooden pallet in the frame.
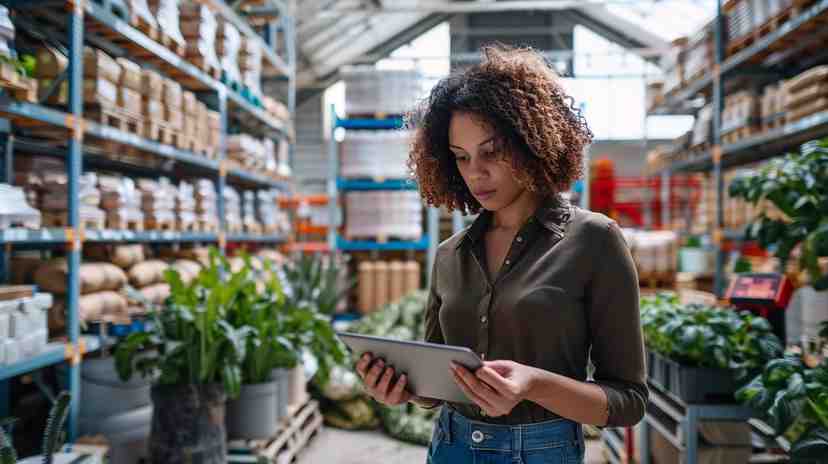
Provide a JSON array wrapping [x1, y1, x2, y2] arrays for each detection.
[[227, 400, 323, 464], [106, 216, 145, 231], [144, 218, 176, 231], [762, 114, 786, 132], [143, 120, 179, 146], [176, 220, 198, 232], [244, 222, 263, 234], [195, 221, 219, 233], [159, 32, 186, 57], [87, 105, 144, 138], [42, 212, 105, 230], [227, 223, 244, 234], [128, 12, 158, 40], [722, 125, 758, 145], [186, 54, 222, 80]]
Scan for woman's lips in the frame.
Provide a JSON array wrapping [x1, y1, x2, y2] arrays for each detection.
[[473, 189, 496, 200]]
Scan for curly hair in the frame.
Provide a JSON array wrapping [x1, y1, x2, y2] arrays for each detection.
[[407, 44, 593, 214]]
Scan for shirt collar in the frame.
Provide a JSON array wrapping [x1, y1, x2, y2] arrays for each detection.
[[456, 194, 572, 250]]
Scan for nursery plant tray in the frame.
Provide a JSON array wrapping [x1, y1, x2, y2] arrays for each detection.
[[647, 350, 739, 404]]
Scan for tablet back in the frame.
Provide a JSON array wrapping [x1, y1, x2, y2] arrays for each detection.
[[337, 332, 483, 404]]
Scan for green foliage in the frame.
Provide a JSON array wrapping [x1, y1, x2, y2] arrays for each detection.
[[737, 358, 828, 462], [116, 248, 348, 392], [729, 139, 828, 290], [640, 293, 783, 381], [0, 424, 16, 464], [283, 254, 355, 316], [115, 248, 253, 399], [41, 392, 71, 464]]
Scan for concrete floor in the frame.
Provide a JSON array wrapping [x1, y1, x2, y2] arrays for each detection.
[[297, 427, 607, 464]]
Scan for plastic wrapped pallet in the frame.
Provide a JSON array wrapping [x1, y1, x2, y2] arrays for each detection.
[[148, 0, 185, 48], [340, 130, 413, 179], [176, 181, 197, 228], [39, 173, 105, 227], [195, 179, 218, 227], [684, 22, 713, 83], [345, 191, 423, 240], [343, 67, 423, 116], [224, 186, 242, 231], [138, 178, 176, 228], [99, 176, 143, 229], [116, 58, 142, 92], [180, 2, 220, 70], [0, 184, 41, 229], [0, 6, 14, 59], [692, 103, 714, 147], [38, 77, 118, 106], [724, 0, 753, 44], [217, 20, 241, 82], [661, 37, 687, 95]]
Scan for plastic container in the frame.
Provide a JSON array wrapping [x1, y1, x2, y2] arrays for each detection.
[[79, 405, 152, 464], [0, 183, 41, 228], [650, 352, 738, 403], [226, 381, 279, 439]]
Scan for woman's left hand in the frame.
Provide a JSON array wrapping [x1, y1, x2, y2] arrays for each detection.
[[451, 360, 538, 417]]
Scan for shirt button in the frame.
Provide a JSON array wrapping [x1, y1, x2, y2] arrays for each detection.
[[480, 315, 488, 324], [504, 259, 511, 266], [516, 236, 523, 243]]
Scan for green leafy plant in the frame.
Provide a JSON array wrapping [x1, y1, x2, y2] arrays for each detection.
[[640, 293, 783, 381], [115, 248, 253, 399], [729, 138, 828, 290], [283, 254, 355, 316], [0, 392, 72, 464], [737, 357, 828, 462]]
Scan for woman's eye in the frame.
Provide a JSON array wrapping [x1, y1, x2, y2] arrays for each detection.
[[455, 155, 469, 163], [480, 150, 495, 159]]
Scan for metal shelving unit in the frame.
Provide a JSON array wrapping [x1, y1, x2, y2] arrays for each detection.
[[0, 0, 297, 440], [327, 106, 439, 274], [649, 0, 828, 296]]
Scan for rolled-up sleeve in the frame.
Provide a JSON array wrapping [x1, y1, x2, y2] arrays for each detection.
[[587, 221, 648, 427]]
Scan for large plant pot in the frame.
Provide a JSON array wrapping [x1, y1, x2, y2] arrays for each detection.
[[19, 453, 102, 464], [647, 351, 738, 403], [57, 355, 153, 420], [288, 363, 308, 408], [149, 384, 226, 464], [226, 381, 279, 439], [802, 286, 828, 340], [272, 368, 291, 421]]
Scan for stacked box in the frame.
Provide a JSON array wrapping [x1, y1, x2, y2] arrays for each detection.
[[40, 173, 105, 227], [721, 90, 759, 136], [692, 103, 714, 147], [227, 134, 267, 169], [182, 90, 198, 137], [138, 178, 176, 228], [0, 6, 14, 59], [162, 78, 183, 131], [141, 69, 164, 123], [35, 47, 121, 107], [684, 22, 713, 83], [263, 96, 289, 123], [207, 110, 220, 155], [176, 181, 197, 227], [179, 2, 220, 71], [783, 65, 828, 123], [224, 186, 242, 231], [242, 191, 260, 231], [216, 20, 242, 83], [195, 179, 218, 227], [761, 82, 787, 130], [345, 191, 423, 240], [116, 58, 143, 116], [98, 176, 143, 229], [661, 37, 687, 95]]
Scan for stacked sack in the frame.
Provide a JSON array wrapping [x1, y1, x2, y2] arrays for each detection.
[[127, 259, 170, 310], [40, 173, 105, 228], [195, 179, 218, 230], [257, 189, 290, 234], [242, 191, 260, 233], [139, 178, 176, 230], [116, 58, 143, 117], [36, 260, 128, 329], [783, 65, 828, 124], [98, 175, 143, 230], [162, 78, 184, 138], [85, 244, 146, 316], [176, 181, 197, 230]]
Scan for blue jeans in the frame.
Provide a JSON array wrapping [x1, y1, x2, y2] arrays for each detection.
[[427, 406, 585, 464]]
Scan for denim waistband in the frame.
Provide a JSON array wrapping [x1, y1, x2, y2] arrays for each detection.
[[438, 406, 583, 452]]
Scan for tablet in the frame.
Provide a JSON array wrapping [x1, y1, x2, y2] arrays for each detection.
[[336, 332, 483, 404]]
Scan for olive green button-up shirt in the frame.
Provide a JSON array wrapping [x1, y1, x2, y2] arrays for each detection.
[[425, 195, 648, 427]]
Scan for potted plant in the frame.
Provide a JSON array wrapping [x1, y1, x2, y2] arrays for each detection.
[[115, 249, 252, 464], [730, 138, 828, 342], [223, 256, 299, 439], [736, 356, 828, 462], [0, 392, 99, 464], [640, 293, 783, 402]]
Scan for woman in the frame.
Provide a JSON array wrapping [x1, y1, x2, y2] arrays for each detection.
[[355, 45, 648, 464]]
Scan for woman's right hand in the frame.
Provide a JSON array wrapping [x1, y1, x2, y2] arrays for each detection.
[[355, 352, 413, 406]]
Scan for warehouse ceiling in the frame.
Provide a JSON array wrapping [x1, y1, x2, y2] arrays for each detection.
[[286, 1, 677, 90]]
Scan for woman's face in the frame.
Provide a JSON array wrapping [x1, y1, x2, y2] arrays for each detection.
[[448, 111, 525, 211]]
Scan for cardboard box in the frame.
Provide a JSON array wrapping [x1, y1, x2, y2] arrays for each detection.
[[118, 87, 143, 115], [38, 78, 118, 106], [85, 48, 121, 83], [183, 116, 198, 137], [183, 90, 198, 116], [116, 58, 142, 92], [164, 107, 183, 129], [34, 47, 68, 79], [163, 78, 183, 108], [141, 69, 163, 101], [207, 110, 220, 129]]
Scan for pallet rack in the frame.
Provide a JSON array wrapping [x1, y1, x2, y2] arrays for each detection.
[[0, 0, 297, 440], [649, 0, 828, 296], [326, 106, 439, 282]]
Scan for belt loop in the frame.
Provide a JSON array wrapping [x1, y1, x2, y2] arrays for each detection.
[[512, 426, 522, 461]]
